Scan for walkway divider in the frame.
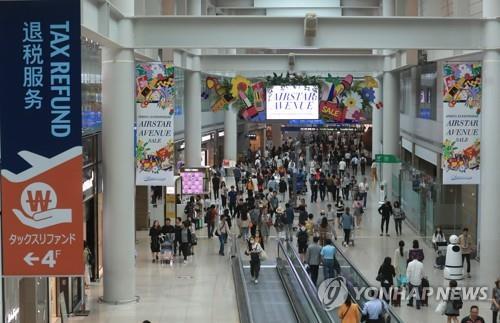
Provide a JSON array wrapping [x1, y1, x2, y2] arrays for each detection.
[[230, 234, 255, 323]]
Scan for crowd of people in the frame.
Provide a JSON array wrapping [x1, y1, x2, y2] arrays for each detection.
[[144, 131, 497, 323]]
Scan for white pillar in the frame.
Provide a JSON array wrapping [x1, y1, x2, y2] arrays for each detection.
[[382, 61, 399, 200], [101, 48, 136, 303], [382, 0, 395, 16], [372, 75, 383, 158], [184, 0, 202, 167], [479, 0, 500, 286], [224, 106, 238, 162]]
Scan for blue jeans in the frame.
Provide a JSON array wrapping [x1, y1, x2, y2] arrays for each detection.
[[219, 234, 226, 254], [323, 259, 335, 280]]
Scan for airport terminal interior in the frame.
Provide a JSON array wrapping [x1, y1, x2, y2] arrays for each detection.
[[0, 0, 500, 322]]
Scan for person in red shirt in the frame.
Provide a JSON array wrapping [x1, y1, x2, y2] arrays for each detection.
[[461, 305, 485, 323]]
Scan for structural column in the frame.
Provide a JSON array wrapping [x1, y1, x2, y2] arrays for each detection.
[[371, 75, 383, 159], [184, 0, 202, 167], [101, 47, 136, 303], [479, 0, 500, 286], [224, 105, 238, 163], [382, 62, 399, 200]]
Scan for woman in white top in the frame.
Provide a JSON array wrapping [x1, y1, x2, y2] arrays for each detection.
[[432, 227, 446, 250], [394, 240, 408, 288]]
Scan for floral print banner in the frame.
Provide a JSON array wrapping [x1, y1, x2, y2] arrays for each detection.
[[442, 63, 481, 185], [135, 63, 175, 186]]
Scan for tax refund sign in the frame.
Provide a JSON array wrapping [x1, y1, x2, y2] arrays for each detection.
[[0, 0, 83, 276], [266, 85, 319, 120]]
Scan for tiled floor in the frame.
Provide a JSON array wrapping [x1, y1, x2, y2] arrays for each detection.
[[69, 231, 239, 323], [71, 174, 491, 323]]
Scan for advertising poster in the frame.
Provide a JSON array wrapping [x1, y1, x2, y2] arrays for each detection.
[[266, 85, 319, 120], [442, 63, 481, 185], [135, 63, 175, 186], [0, 0, 84, 276]]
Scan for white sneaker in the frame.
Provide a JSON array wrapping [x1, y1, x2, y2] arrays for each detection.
[[254, 279, 258, 284], [183, 260, 187, 264]]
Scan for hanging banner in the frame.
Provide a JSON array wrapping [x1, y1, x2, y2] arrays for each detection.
[[0, 0, 83, 276], [442, 63, 481, 185], [135, 63, 175, 186]]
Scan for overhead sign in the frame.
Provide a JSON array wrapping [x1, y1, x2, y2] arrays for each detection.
[[135, 63, 175, 186], [442, 63, 481, 185], [266, 85, 319, 120], [0, 0, 83, 276], [375, 154, 401, 164]]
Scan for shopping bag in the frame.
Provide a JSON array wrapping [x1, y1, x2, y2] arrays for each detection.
[[435, 301, 446, 315], [259, 249, 268, 261]]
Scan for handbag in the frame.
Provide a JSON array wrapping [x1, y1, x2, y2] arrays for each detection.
[[435, 301, 446, 315], [259, 249, 268, 261], [376, 272, 384, 282], [401, 211, 406, 220]]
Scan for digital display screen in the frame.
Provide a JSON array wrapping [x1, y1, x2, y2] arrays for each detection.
[[180, 171, 204, 195], [266, 85, 319, 120]]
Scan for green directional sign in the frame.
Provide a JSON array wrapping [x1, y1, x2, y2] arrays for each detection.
[[375, 154, 401, 163]]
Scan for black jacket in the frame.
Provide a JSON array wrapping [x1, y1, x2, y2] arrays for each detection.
[[378, 204, 393, 217]]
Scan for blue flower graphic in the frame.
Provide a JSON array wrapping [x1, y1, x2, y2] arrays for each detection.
[[361, 88, 375, 102]]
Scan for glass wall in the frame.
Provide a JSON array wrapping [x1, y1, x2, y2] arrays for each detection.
[[400, 162, 478, 246], [81, 39, 102, 134], [417, 63, 437, 120]]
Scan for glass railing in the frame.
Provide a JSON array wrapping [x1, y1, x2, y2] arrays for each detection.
[[230, 235, 254, 323], [277, 240, 336, 323]]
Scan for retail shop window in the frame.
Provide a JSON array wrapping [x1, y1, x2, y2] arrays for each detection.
[[417, 63, 437, 120], [399, 69, 412, 114]]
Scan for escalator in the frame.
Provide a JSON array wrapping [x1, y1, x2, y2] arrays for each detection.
[[231, 238, 335, 323]]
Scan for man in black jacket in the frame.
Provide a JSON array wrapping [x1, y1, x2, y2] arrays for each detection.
[[378, 201, 393, 236], [174, 217, 183, 256]]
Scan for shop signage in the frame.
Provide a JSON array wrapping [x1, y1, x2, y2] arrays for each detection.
[[0, 0, 84, 276], [266, 85, 319, 120], [135, 63, 175, 186], [442, 63, 481, 185], [375, 154, 401, 164]]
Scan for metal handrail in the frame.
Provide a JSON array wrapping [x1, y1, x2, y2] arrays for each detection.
[[231, 235, 255, 323], [277, 239, 327, 323], [285, 241, 338, 322], [332, 241, 405, 323]]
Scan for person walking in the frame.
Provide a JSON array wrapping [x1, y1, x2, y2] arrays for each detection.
[[180, 221, 192, 264], [335, 197, 345, 230], [318, 216, 332, 247], [284, 203, 295, 242], [321, 239, 337, 279], [432, 227, 446, 251], [206, 205, 217, 238], [459, 227, 474, 278], [220, 181, 228, 209], [406, 257, 425, 310], [377, 257, 396, 303], [358, 177, 369, 208], [378, 201, 393, 236], [304, 236, 322, 286], [445, 279, 463, 323], [392, 201, 404, 236], [394, 241, 408, 288], [149, 220, 161, 263], [352, 196, 363, 228], [212, 174, 220, 200], [228, 186, 237, 217], [278, 178, 287, 202], [337, 294, 361, 323], [361, 289, 388, 323], [297, 224, 309, 262], [246, 237, 263, 284], [341, 207, 354, 247], [217, 215, 230, 256], [408, 240, 425, 262]]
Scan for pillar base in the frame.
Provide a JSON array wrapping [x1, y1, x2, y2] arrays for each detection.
[[98, 295, 140, 305]]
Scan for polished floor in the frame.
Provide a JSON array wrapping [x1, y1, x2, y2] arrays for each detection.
[[70, 173, 491, 323]]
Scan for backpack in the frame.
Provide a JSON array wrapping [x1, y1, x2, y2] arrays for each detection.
[[297, 229, 308, 245]]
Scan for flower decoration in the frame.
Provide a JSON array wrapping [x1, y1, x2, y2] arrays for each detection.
[[342, 91, 362, 109], [352, 110, 362, 121], [360, 88, 375, 102], [458, 64, 472, 78], [362, 76, 378, 88], [231, 75, 251, 99]]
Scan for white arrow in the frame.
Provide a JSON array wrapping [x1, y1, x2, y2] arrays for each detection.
[[24, 252, 40, 266]]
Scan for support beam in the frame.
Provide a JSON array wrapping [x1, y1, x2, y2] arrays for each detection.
[[200, 54, 383, 73], [131, 16, 494, 50]]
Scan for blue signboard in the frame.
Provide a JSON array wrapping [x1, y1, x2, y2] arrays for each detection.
[[0, 0, 84, 277]]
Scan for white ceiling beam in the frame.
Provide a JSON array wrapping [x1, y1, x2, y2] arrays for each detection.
[[131, 16, 497, 50], [200, 54, 384, 73]]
